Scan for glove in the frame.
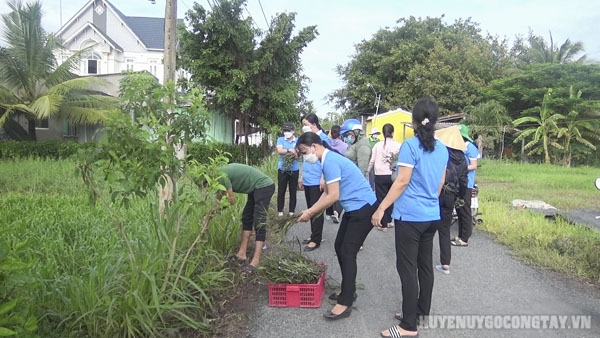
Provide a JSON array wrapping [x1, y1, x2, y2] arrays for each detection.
[[455, 198, 465, 208]]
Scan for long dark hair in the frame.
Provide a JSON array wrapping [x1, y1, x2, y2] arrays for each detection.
[[382, 123, 394, 148], [412, 99, 439, 152], [297, 132, 323, 149], [301, 113, 324, 132], [296, 132, 335, 152], [330, 125, 342, 139]]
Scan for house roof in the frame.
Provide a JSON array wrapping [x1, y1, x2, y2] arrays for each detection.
[[57, 0, 182, 51], [366, 108, 412, 121], [62, 22, 123, 52]]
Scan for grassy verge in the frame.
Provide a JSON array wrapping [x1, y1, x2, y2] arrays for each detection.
[[0, 158, 264, 337], [476, 160, 600, 283]]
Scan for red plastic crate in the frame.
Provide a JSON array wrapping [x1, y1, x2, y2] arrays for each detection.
[[267, 269, 326, 308]]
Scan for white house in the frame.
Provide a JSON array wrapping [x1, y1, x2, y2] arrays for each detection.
[[56, 0, 173, 84], [17, 0, 236, 144]]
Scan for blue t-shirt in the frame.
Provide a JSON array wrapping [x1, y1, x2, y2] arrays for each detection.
[[321, 149, 377, 212], [464, 141, 479, 188], [392, 137, 448, 222], [302, 131, 332, 186], [277, 136, 299, 171]]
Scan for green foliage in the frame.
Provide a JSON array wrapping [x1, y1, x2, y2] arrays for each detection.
[[187, 142, 267, 167], [0, 141, 88, 159], [178, 0, 317, 138], [331, 16, 510, 114], [513, 88, 565, 164], [0, 232, 38, 337], [0, 155, 244, 336], [463, 100, 512, 159], [484, 63, 600, 120], [258, 247, 325, 284], [512, 31, 586, 66]]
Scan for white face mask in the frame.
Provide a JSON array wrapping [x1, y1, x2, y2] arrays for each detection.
[[283, 131, 293, 139], [302, 125, 312, 133], [303, 153, 318, 164]]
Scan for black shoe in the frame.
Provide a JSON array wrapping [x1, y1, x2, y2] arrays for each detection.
[[301, 238, 311, 244], [323, 306, 352, 320], [304, 243, 320, 251], [328, 292, 358, 302]]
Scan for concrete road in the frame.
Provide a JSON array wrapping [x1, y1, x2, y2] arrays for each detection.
[[248, 191, 600, 338]]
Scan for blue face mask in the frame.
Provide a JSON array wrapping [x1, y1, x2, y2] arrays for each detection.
[[344, 135, 354, 144]]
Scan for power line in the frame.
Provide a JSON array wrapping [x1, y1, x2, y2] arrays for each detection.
[[257, 0, 270, 31]]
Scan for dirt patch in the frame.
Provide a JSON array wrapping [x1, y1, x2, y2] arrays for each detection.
[[205, 277, 263, 338]]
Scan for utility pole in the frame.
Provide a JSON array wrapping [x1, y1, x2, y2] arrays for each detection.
[[163, 0, 177, 83]]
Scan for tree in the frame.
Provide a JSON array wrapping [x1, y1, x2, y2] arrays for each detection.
[[519, 31, 586, 65], [513, 88, 565, 164], [0, 0, 117, 140], [178, 0, 317, 143], [555, 86, 599, 167], [463, 100, 512, 159], [330, 16, 510, 115], [484, 63, 600, 122]]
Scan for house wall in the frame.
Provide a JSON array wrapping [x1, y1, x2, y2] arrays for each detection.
[[207, 112, 234, 144], [366, 109, 414, 143]]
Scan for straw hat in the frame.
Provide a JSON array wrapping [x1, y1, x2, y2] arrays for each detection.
[[435, 125, 467, 151]]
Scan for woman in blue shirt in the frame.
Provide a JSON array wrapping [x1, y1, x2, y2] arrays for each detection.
[[297, 132, 378, 321], [299, 113, 332, 251], [276, 122, 300, 216], [372, 99, 448, 338]]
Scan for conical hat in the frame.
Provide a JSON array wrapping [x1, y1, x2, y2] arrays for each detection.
[[435, 125, 467, 151]]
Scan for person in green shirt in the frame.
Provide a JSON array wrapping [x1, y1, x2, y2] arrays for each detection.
[[220, 163, 275, 274]]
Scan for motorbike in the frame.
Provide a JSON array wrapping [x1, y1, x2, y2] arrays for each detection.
[[451, 184, 483, 227]]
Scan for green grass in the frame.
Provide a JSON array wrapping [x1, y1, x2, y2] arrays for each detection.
[[2, 157, 598, 337], [0, 158, 246, 337], [477, 160, 600, 282]]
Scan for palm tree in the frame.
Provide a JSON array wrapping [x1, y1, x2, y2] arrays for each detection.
[[513, 88, 565, 164], [556, 86, 599, 167], [464, 100, 512, 159], [527, 31, 586, 64], [0, 0, 117, 140]]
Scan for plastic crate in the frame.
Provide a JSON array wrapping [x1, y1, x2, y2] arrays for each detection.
[[267, 269, 326, 308]]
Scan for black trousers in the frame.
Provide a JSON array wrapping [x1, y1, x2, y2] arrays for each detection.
[[374, 174, 394, 227], [455, 187, 473, 242], [437, 190, 455, 266], [241, 184, 275, 242], [395, 219, 437, 332], [303, 185, 324, 244], [277, 170, 299, 213], [334, 202, 376, 306]]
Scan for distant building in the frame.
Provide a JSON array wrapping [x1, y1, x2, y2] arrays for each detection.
[[29, 0, 237, 144]]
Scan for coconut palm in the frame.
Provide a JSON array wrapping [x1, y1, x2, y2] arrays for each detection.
[[527, 31, 586, 64], [513, 88, 565, 164], [0, 0, 117, 140], [556, 86, 599, 167]]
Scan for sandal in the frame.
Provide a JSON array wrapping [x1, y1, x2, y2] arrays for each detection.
[[451, 238, 468, 246], [380, 325, 418, 337], [241, 264, 257, 276]]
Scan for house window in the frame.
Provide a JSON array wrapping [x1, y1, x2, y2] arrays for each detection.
[[149, 59, 157, 75], [126, 58, 134, 71], [85, 53, 101, 74], [35, 118, 49, 129]]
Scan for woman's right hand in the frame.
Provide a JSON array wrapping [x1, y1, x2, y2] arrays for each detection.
[[371, 208, 384, 228]]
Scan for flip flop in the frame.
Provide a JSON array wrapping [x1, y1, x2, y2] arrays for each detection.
[[451, 238, 468, 246], [380, 325, 418, 338], [241, 265, 257, 277]]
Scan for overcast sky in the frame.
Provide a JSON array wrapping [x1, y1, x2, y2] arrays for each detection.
[[2, 0, 599, 116]]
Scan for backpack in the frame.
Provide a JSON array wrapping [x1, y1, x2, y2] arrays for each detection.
[[444, 147, 468, 198]]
